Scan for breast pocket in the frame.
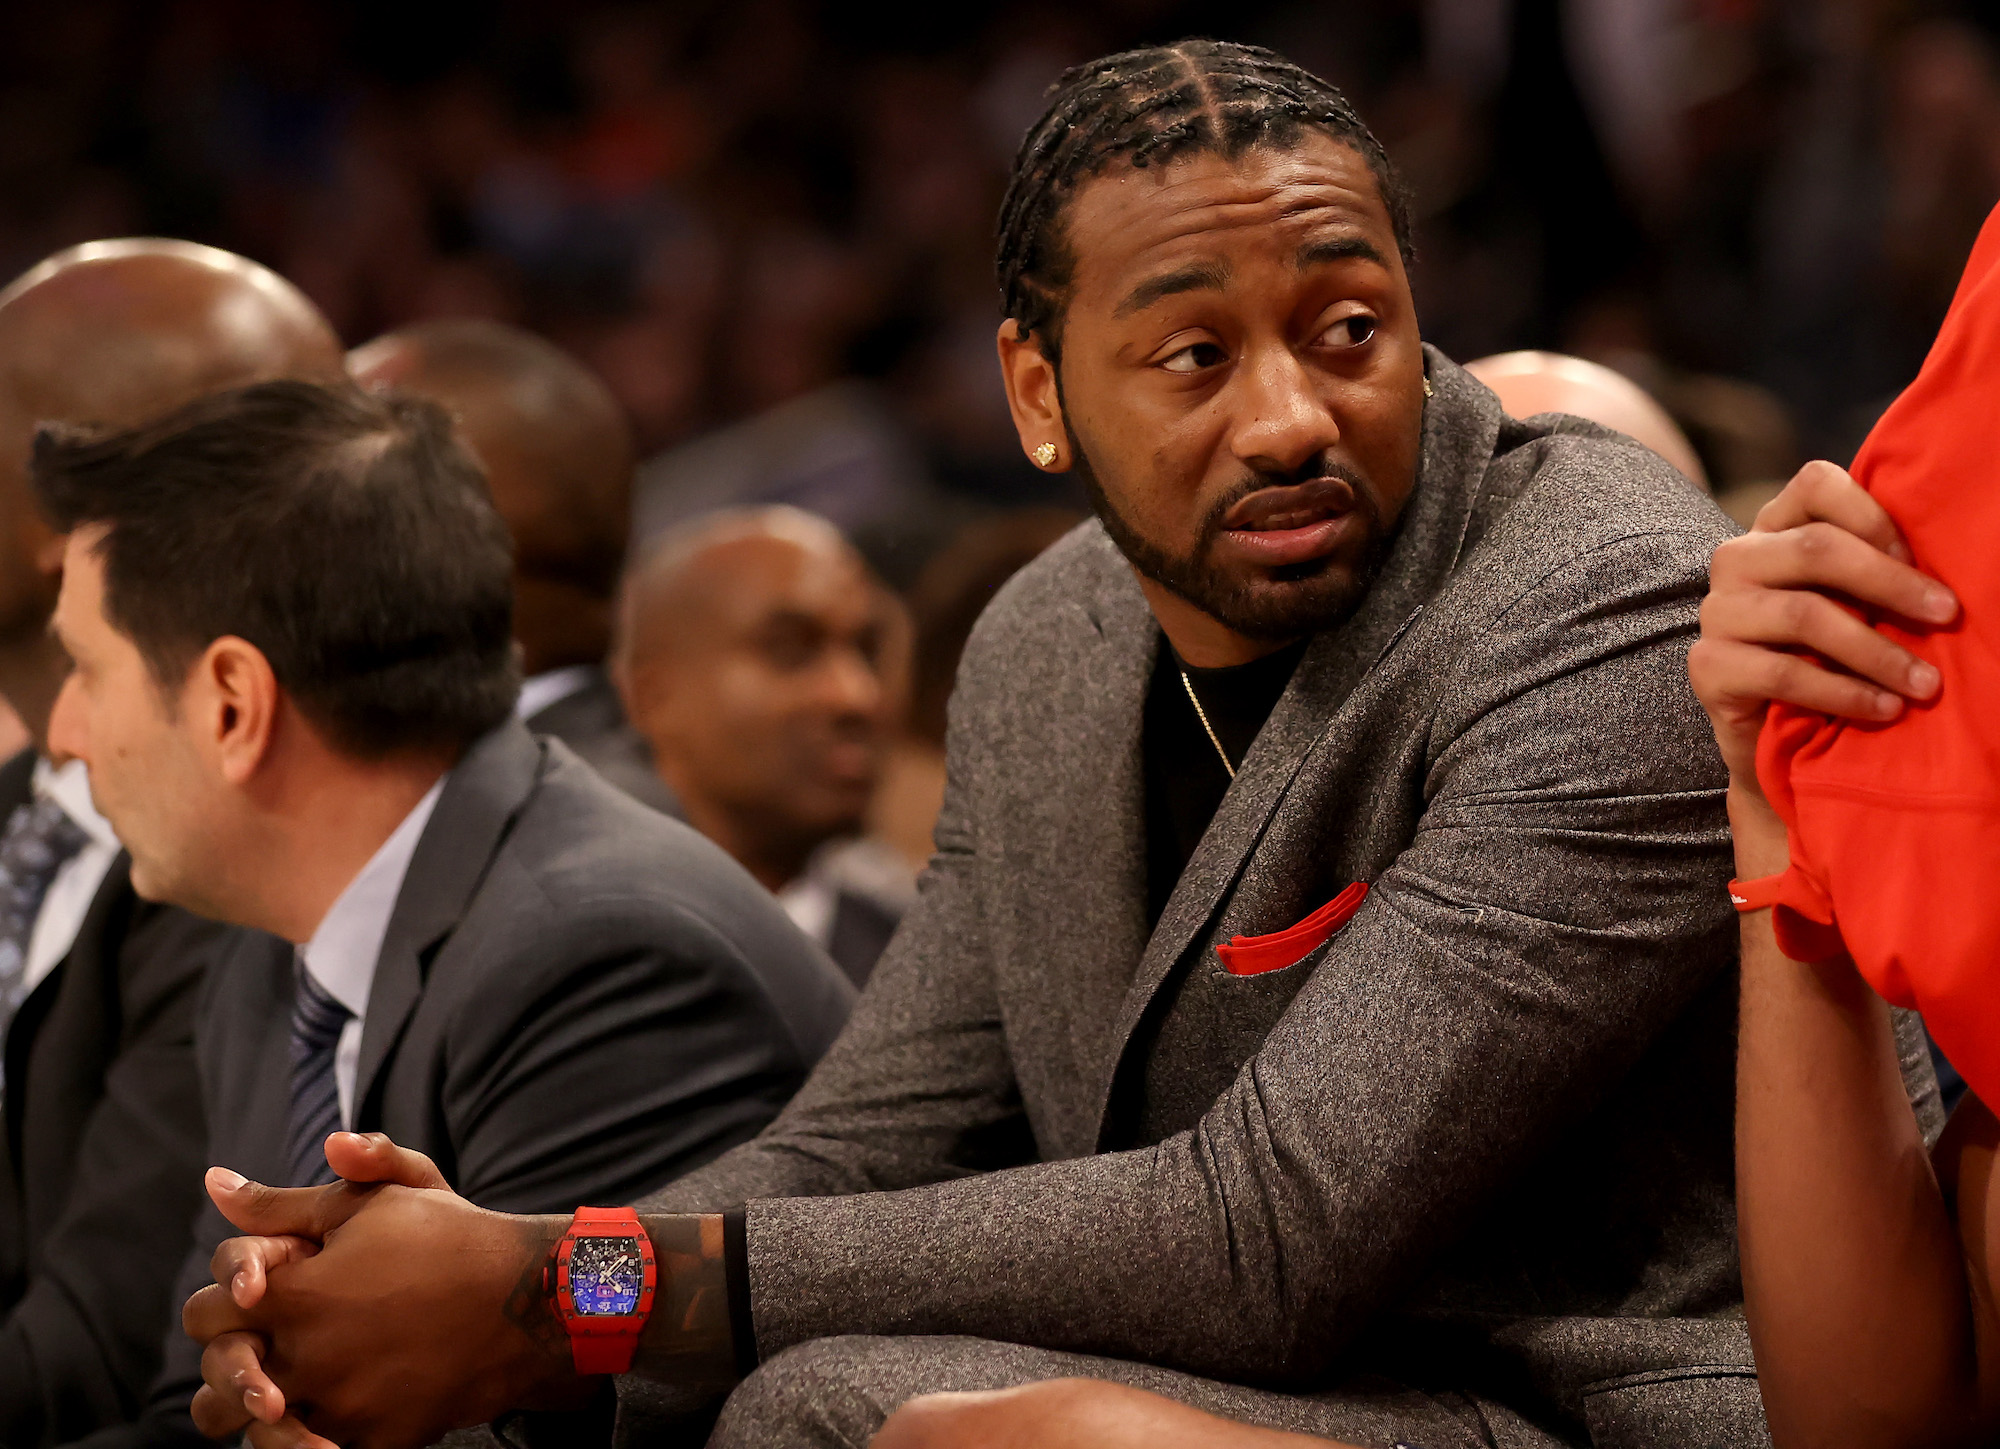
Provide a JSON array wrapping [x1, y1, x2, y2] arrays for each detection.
[[1215, 881, 1369, 976], [1581, 1366, 1770, 1449]]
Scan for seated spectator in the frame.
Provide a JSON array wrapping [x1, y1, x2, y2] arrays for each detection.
[[349, 318, 678, 815], [39, 380, 852, 1447], [0, 239, 341, 1448], [615, 506, 913, 986], [1463, 349, 1710, 487], [1687, 460, 1979, 1449], [185, 40, 1755, 1449], [1686, 231, 2000, 1445]]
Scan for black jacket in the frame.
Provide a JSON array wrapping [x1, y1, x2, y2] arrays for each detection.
[[94, 718, 851, 1447], [0, 748, 225, 1447]]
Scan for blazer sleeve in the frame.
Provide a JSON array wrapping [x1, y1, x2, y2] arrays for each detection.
[[715, 528, 1736, 1389], [636, 717, 1036, 1216], [436, 883, 850, 1216], [0, 904, 221, 1448]]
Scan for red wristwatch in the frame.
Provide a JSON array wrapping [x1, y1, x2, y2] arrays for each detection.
[[546, 1206, 656, 1375]]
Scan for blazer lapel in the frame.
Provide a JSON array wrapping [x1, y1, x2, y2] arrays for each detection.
[[351, 720, 544, 1124], [1, 751, 53, 1164], [1088, 350, 1506, 1140], [1032, 556, 1160, 1120]]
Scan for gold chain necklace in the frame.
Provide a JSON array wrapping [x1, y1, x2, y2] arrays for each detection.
[[1178, 668, 1236, 780]]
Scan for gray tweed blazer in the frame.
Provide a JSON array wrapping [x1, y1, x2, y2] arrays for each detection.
[[643, 350, 1763, 1444]]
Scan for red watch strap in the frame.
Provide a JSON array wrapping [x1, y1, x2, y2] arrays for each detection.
[[572, 1334, 637, 1376], [554, 1207, 654, 1378]]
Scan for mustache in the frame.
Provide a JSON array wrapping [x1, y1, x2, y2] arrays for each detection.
[[1196, 455, 1374, 541]]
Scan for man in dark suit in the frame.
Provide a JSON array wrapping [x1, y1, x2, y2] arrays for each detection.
[[0, 239, 348, 1448], [348, 319, 679, 815], [186, 41, 1767, 1449], [617, 507, 914, 986], [36, 379, 850, 1448]]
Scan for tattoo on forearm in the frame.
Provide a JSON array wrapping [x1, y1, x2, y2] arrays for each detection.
[[634, 1214, 736, 1386], [501, 1217, 572, 1364]]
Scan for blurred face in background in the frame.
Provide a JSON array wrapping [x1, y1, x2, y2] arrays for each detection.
[[619, 517, 908, 889]]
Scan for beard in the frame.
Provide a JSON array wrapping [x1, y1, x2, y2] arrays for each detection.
[[1066, 421, 1399, 641]]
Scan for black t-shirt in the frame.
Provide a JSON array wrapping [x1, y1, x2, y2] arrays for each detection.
[[1142, 638, 1309, 923]]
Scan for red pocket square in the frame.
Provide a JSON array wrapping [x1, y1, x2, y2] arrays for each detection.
[[1215, 882, 1370, 976]]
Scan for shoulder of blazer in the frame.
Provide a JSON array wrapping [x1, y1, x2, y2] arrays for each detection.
[[401, 744, 853, 1077], [949, 520, 1151, 703], [1373, 423, 1736, 666], [967, 518, 1131, 642], [1469, 415, 1736, 573], [486, 747, 782, 928]]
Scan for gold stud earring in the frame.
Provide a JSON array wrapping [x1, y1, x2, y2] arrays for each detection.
[[1423, 377, 1434, 399], [1033, 442, 1059, 468]]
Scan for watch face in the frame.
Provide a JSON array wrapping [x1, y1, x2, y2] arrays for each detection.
[[568, 1235, 644, 1317]]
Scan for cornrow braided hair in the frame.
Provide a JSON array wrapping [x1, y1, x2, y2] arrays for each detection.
[[995, 39, 1414, 361]]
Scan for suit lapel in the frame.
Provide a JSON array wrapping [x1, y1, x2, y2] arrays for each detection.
[[0, 750, 35, 1260], [351, 720, 544, 1123], [1006, 557, 1158, 1127], [1087, 350, 1505, 1139]]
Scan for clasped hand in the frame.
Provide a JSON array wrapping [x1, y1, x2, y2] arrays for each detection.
[[183, 1132, 576, 1449]]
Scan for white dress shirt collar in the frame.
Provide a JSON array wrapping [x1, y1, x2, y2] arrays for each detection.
[[299, 775, 446, 1127], [516, 664, 599, 722]]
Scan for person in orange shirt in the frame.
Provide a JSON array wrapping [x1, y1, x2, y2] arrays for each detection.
[[1681, 201, 2000, 1449], [1688, 455, 2000, 1449]]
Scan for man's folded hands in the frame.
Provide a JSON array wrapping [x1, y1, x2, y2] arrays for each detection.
[[183, 1132, 579, 1449]]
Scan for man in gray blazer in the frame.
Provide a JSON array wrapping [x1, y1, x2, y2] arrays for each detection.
[[34, 379, 850, 1448], [184, 40, 1758, 1449]]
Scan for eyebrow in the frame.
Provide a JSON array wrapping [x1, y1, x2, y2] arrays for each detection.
[[1295, 236, 1388, 270], [1113, 261, 1232, 319]]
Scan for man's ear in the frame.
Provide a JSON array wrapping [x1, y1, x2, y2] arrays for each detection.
[[192, 637, 281, 786], [996, 320, 1070, 473]]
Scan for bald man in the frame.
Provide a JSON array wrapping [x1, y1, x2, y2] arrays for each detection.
[[616, 508, 913, 985], [1464, 350, 1710, 489], [0, 240, 343, 1447], [349, 319, 678, 815]]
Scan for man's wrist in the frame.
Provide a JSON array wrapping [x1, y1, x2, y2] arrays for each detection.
[[499, 1215, 589, 1405], [631, 1213, 738, 1388], [1726, 779, 1791, 882]]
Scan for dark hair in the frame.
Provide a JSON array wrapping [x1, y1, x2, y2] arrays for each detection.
[[33, 379, 520, 758], [995, 39, 1415, 361]]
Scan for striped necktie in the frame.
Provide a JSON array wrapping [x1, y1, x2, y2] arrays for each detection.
[[287, 957, 351, 1188], [0, 796, 90, 1096]]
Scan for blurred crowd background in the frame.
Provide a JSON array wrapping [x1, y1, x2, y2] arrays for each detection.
[[10, 0, 1998, 555], [0, 0, 1994, 872]]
